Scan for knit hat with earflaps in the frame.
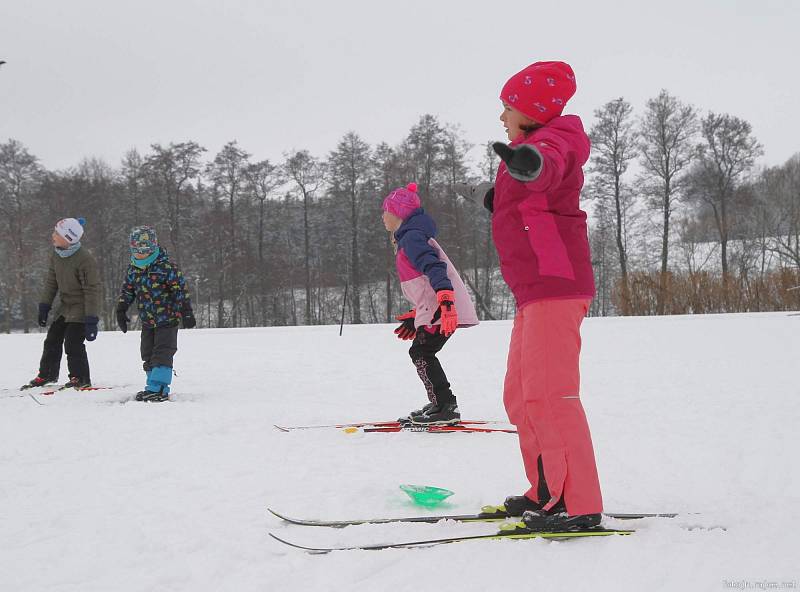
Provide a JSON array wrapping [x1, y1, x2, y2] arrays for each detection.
[[129, 225, 158, 255]]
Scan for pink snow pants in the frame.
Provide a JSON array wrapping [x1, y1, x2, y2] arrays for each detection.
[[503, 298, 603, 516]]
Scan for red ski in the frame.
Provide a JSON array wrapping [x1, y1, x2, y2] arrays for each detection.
[[274, 419, 506, 432], [41, 386, 115, 396], [362, 424, 517, 434]]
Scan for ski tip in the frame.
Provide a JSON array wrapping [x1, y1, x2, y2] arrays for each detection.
[[267, 507, 288, 520], [273, 425, 290, 432], [269, 532, 331, 554]]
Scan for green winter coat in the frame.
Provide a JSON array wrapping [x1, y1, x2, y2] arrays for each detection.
[[39, 248, 101, 322]]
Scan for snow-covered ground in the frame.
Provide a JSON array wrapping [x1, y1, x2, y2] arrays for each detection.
[[1, 312, 798, 591]]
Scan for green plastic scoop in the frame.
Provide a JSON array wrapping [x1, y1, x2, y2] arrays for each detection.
[[399, 484, 454, 507]]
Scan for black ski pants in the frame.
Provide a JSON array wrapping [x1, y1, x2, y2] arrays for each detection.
[[408, 328, 455, 407], [38, 315, 90, 382]]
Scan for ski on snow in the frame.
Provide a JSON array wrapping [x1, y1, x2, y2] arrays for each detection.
[[364, 424, 517, 434], [41, 386, 115, 395], [274, 420, 517, 434], [274, 419, 504, 431], [269, 526, 634, 553], [267, 507, 679, 528]]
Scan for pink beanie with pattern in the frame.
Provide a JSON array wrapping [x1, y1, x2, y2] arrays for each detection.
[[382, 183, 421, 220], [500, 61, 577, 124]]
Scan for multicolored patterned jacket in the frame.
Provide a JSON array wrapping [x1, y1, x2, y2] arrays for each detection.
[[118, 248, 191, 328]]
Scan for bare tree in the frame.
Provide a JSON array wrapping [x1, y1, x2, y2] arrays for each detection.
[[145, 141, 206, 264], [120, 149, 146, 225], [759, 155, 800, 268], [243, 159, 283, 323], [638, 90, 699, 314], [406, 114, 446, 199], [0, 139, 45, 332], [587, 97, 638, 314], [284, 150, 325, 324], [686, 113, 763, 277], [327, 132, 374, 324], [373, 142, 402, 322]]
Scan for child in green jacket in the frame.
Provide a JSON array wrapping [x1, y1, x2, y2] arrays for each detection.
[[23, 217, 100, 390]]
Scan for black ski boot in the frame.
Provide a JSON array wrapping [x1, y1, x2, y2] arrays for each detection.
[[62, 377, 91, 390], [399, 402, 435, 423], [20, 375, 59, 390], [481, 495, 566, 518], [521, 510, 602, 532], [135, 388, 169, 402], [409, 403, 460, 425]]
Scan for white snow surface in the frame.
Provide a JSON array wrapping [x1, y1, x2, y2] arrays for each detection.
[[1, 312, 798, 591]]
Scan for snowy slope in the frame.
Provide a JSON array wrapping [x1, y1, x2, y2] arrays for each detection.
[[1, 313, 798, 592]]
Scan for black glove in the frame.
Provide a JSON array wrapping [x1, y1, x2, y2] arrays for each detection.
[[38, 303, 51, 327], [182, 306, 196, 329], [492, 142, 543, 182], [116, 303, 129, 334], [85, 316, 99, 341], [454, 182, 495, 213]]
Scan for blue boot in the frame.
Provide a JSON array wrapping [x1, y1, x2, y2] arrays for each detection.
[[136, 366, 172, 402]]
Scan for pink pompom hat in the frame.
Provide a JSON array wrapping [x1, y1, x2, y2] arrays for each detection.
[[382, 182, 421, 220]]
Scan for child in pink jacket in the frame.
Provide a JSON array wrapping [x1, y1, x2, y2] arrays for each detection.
[[457, 61, 602, 531], [382, 183, 479, 425]]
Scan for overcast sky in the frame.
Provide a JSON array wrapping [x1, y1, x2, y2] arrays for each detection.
[[2, 0, 798, 171]]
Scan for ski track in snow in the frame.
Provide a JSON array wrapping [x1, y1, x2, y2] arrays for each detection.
[[1, 313, 798, 591]]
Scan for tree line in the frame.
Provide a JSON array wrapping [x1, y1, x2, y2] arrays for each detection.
[[1, 91, 798, 332]]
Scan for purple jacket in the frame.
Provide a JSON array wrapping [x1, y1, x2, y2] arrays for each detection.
[[492, 115, 596, 308], [395, 209, 479, 329]]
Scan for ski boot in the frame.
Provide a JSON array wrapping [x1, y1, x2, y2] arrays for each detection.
[[409, 403, 460, 426], [20, 375, 59, 390], [398, 402, 435, 423], [62, 376, 91, 390], [520, 510, 602, 532], [135, 366, 171, 402], [135, 388, 169, 402], [481, 495, 567, 518]]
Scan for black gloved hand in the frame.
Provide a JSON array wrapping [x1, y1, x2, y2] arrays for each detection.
[[492, 142, 543, 182], [38, 303, 51, 327], [116, 303, 129, 334], [182, 306, 196, 329], [454, 182, 495, 214], [85, 316, 99, 341]]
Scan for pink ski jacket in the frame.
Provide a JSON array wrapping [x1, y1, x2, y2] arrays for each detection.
[[492, 115, 596, 308], [394, 209, 479, 329]]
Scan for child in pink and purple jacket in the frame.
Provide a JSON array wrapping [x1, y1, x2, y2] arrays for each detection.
[[382, 183, 479, 425], [456, 61, 602, 532]]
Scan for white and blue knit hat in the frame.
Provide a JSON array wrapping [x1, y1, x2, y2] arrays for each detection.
[[55, 218, 85, 244]]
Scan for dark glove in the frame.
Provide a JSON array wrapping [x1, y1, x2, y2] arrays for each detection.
[[436, 290, 458, 337], [182, 306, 196, 329], [116, 303, 129, 334], [85, 316, 99, 341], [394, 309, 416, 340], [454, 182, 495, 213], [492, 142, 543, 182], [38, 303, 51, 327]]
